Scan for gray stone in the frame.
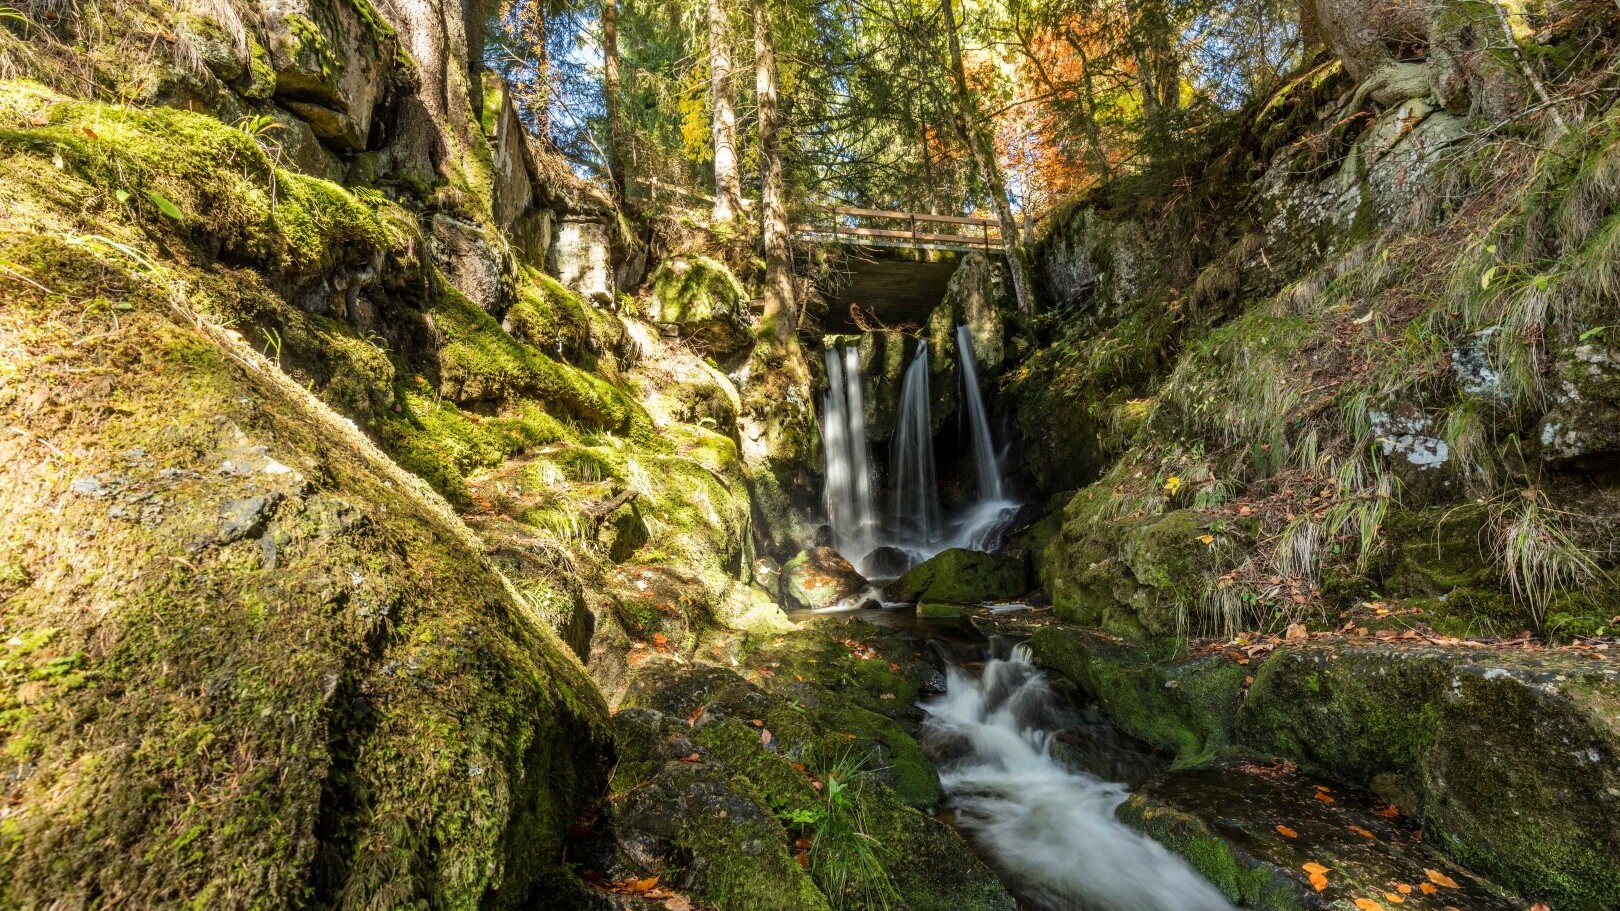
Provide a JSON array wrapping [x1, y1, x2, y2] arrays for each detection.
[[548, 218, 615, 305]]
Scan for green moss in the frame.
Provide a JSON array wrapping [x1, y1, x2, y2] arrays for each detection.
[[1029, 627, 1246, 767], [1116, 794, 1303, 911], [887, 548, 1027, 604]]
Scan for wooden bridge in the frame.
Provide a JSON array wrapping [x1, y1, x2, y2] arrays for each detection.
[[639, 179, 1002, 254], [794, 206, 1002, 254]]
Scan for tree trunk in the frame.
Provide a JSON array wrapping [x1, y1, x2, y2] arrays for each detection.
[[755, 0, 795, 340], [603, 0, 626, 198], [941, 0, 1037, 316], [709, 0, 744, 221]]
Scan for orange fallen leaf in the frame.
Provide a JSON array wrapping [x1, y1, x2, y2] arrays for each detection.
[[1275, 825, 1298, 838], [665, 896, 694, 911], [626, 876, 660, 893], [1353, 899, 1383, 911], [1302, 862, 1329, 875], [1376, 804, 1400, 818], [1308, 871, 1328, 891], [1424, 869, 1459, 889], [1347, 825, 1375, 839], [1396, 884, 1411, 894], [1315, 785, 1332, 793], [760, 728, 773, 746], [1419, 883, 1437, 896], [1383, 892, 1404, 903], [1314, 791, 1335, 803], [677, 753, 702, 763]]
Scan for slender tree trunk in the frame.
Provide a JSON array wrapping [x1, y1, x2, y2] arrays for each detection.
[[942, 0, 1037, 316], [709, 0, 744, 221], [755, 0, 796, 340], [603, 0, 626, 198]]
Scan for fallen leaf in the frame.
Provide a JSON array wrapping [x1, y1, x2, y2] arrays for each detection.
[[1315, 785, 1332, 793], [1198, 534, 1215, 545], [1419, 883, 1437, 895], [1347, 824, 1375, 839], [677, 753, 702, 763], [1383, 892, 1405, 903], [1424, 870, 1459, 889], [1353, 898, 1383, 911], [1302, 862, 1329, 875], [626, 876, 660, 893], [1396, 884, 1412, 894], [1276, 825, 1298, 838], [1377, 805, 1400, 818], [1314, 791, 1335, 803], [665, 896, 694, 911], [1286, 622, 1308, 641], [760, 728, 773, 746], [1310, 871, 1329, 891]]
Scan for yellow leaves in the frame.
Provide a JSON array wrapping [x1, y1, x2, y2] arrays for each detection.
[[1275, 824, 1298, 838], [1383, 891, 1405, 903], [1419, 883, 1438, 896], [1309, 871, 1329, 891], [1301, 862, 1329, 875], [1197, 534, 1215, 545], [1424, 869, 1459, 889], [1164, 475, 1183, 495]]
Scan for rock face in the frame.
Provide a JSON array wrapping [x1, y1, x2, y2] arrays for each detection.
[[550, 217, 618, 305], [1540, 341, 1620, 466], [647, 255, 753, 353], [781, 547, 872, 610], [886, 548, 1027, 604], [596, 621, 1017, 911], [1029, 627, 1620, 911]]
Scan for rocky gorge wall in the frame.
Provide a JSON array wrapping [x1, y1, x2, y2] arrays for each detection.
[[0, 0, 825, 905]]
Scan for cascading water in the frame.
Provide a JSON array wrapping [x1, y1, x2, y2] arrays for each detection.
[[956, 324, 1003, 502], [889, 339, 941, 550], [822, 343, 878, 564], [950, 326, 1020, 553], [922, 643, 1237, 911]]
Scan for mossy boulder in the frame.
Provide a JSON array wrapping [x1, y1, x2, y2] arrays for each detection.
[[782, 547, 871, 611], [1028, 626, 1247, 768], [885, 547, 1027, 604], [647, 255, 752, 353], [1118, 761, 1521, 911], [1237, 643, 1620, 911]]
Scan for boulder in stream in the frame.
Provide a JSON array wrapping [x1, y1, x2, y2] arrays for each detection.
[[781, 546, 872, 610], [886, 547, 1028, 604]]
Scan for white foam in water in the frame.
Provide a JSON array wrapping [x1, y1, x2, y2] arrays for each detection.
[[923, 645, 1237, 911]]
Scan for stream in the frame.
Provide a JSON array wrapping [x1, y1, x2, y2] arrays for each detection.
[[826, 608, 1237, 910]]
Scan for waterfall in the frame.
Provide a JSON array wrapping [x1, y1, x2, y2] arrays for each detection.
[[922, 644, 1237, 911], [890, 339, 941, 549], [821, 343, 877, 563], [956, 324, 1004, 502]]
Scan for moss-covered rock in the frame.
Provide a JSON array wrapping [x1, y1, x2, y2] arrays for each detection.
[[1118, 761, 1521, 911], [885, 547, 1028, 604], [1237, 643, 1620, 911], [647, 255, 752, 353], [782, 546, 871, 610], [1028, 627, 1247, 767]]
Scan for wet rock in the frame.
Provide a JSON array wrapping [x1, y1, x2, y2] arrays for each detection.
[[1028, 627, 1248, 768], [1119, 760, 1522, 911], [781, 547, 869, 611], [1238, 643, 1620, 911], [887, 547, 1027, 604], [860, 544, 913, 581], [646, 256, 751, 354]]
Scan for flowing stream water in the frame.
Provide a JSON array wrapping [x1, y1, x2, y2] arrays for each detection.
[[823, 343, 878, 562], [922, 641, 1238, 911]]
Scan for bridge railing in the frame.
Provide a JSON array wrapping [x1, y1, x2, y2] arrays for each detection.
[[633, 179, 1002, 252], [794, 206, 1002, 252]]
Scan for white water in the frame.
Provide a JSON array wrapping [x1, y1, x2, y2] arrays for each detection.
[[822, 343, 878, 564], [923, 645, 1238, 911], [889, 339, 941, 549], [956, 324, 1004, 502]]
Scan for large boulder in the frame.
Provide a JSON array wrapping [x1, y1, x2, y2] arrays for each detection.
[[261, 0, 397, 151], [647, 255, 752, 353], [1539, 340, 1620, 467], [549, 217, 616, 305], [1238, 643, 1620, 911], [885, 547, 1027, 604], [781, 547, 871, 610]]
